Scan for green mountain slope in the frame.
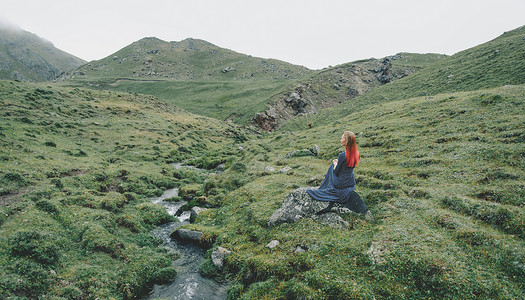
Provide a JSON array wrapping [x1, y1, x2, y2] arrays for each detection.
[[61, 37, 445, 126], [185, 84, 524, 298], [0, 24, 86, 82], [66, 37, 312, 81], [254, 52, 448, 130], [60, 37, 315, 124], [282, 25, 525, 131], [0, 79, 250, 299]]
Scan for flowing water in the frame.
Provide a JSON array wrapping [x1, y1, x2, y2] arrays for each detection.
[[142, 164, 228, 300]]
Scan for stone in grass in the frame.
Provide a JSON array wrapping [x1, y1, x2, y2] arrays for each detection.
[[268, 187, 349, 229], [278, 166, 292, 174], [190, 206, 208, 223], [284, 149, 315, 159], [211, 246, 232, 269], [266, 240, 280, 249], [264, 166, 276, 174]]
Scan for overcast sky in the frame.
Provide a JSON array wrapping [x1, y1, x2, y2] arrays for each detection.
[[1, 0, 524, 70]]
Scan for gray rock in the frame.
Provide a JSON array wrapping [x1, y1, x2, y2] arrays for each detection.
[[266, 240, 280, 249], [284, 149, 314, 159], [216, 163, 226, 172], [190, 206, 208, 223], [268, 187, 349, 229], [171, 229, 203, 244], [264, 166, 276, 173], [294, 246, 307, 253], [222, 66, 235, 73], [278, 166, 292, 174], [310, 144, 321, 156], [211, 246, 231, 269]]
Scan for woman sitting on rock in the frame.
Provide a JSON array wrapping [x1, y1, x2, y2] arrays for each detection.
[[307, 131, 372, 220]]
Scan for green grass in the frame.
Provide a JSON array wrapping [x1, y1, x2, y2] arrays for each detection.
[[282, 25, 525, 131], [84, 79, 291, 124], [0, 79, 250, 299], [183, 84, 524, 299]]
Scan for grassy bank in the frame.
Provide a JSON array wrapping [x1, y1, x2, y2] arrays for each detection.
[[184, 84, 524, 299], [0, 80, 250, 299]]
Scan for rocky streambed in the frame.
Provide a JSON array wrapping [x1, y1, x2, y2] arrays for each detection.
[[142, 164, 228, 300]]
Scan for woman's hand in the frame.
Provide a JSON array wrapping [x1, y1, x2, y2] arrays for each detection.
[[332, 159, 338, 166]]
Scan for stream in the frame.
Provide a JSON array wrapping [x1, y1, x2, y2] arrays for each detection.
[[142, 163, 228, 300]]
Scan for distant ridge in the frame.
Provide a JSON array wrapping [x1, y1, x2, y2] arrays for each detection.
[[66, 37, 312, 81], [281, 24, 525, 131], [0, 23, 86, 82]]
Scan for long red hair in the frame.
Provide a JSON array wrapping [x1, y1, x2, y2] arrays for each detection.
[[344, 131, 359, 167]]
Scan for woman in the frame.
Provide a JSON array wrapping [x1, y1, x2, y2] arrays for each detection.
[[307, 131, 371, 218]]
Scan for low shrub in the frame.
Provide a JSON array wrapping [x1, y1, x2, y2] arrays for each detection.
[[116, 213, 144, 232], [10, 230, 60, 265], [230, 161, 247, 172], [151, 267, 177, 284], [136, 202, 174, 226], [3, 259, 53, 298], [100, 192, 127, 212], [179, 184, 202, 201], [81, 224, 124, 255], [35, 200, 59, 215]]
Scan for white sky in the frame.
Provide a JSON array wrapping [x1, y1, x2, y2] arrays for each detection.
[[1, 0, 524, 70]]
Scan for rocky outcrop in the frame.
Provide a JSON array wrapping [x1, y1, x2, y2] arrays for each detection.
[[254, 55, 416, 131], [268, 187, 350, 229]]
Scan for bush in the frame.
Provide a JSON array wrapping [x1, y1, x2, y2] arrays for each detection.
[[3, 172, 26, 184], [230, 161, 247, 172], [44, 141, 57, 147], [81, 224, 124, 254], [151, 267, 177, 284], [179, 184, 202, 201], [136, 202, 174, 226], [35, 200, 59, 215], [116, 214, 144, 232], [100, 192, 127, 212], [3, 259, 53, 298], [10, 230, 60, 265]]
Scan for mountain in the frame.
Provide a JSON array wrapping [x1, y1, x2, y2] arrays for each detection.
[[1, 25, 524, 299], [282, 25, 525, 131], [60, 38, 441, 126], [66, 37, 312, 81], [254, 52, 448, 130], [0, 23, 86, 82]]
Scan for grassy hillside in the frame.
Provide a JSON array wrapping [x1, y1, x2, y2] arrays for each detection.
[[0, 79, 251, 299], [282, 25, 525, 131], [253, 52, 448, 130], [0, 25, 86, 82], [66, 37, 312, 81], [183, 84, 524, 298], [61, 52, 446, 127], [85, 79, 291, 124], [59, 37, 316, 124]]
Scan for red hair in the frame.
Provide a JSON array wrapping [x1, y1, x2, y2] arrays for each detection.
[[344, 131, 359, 167]]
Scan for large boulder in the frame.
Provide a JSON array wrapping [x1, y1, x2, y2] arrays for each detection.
[[268, 187, 349, 229]]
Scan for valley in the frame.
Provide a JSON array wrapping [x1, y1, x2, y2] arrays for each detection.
[[0, 24, 523, 299]]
